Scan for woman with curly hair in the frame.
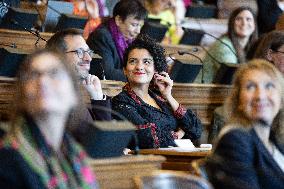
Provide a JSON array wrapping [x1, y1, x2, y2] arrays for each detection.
[[205, 59, 284, 188], [112, 35, 202, 149]]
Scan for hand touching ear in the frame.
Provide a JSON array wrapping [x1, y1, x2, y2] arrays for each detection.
[[154, 72, 173, 99]]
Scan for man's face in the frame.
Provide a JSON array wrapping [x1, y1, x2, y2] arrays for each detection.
[[64, 35, 92, 79]]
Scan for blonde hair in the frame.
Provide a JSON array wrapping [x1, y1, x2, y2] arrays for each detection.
[[225, 59, 284, 125]]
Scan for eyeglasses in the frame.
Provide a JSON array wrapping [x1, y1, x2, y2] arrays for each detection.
[[65, 48, 94, 59]]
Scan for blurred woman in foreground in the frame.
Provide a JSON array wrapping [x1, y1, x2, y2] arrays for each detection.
[[0, 50, 97, 189], [206, 59, 284, 189]]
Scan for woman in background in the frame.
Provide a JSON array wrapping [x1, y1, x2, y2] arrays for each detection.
[[0, 50, 97, 189], [87, 0, 147, 81], [198, 6, 258, 83], [254, 30, 284, 74], [112, 35, 202, 149], [206, 59, 284, 189]]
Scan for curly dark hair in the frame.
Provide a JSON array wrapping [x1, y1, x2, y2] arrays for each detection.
[[123, 34, 168, 73]]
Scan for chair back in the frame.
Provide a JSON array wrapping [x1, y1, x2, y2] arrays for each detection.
[[134, 171, 213, 189]]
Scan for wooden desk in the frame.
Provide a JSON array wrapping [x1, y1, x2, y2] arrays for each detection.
[[90, 155, 165, 189], [0, 29, 206, 59], [0, 29, 52, 52], [137, 148, 210, 172]]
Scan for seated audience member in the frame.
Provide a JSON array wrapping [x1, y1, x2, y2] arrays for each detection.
[[0, 50, 98, 189], [46, 28, 111, 142], [208, 31, 284, 144], [68, 0, 109, 39], [87, 0, 147, 81], [112, 35, 202, 149], [205, 59, 284, 189], [196, 6, 258, 83], [143, 0, 183, 44], [254, 30, 284, 74]]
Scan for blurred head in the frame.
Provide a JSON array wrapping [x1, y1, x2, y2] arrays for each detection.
[[123, 35, 167, 85], [113, 0, 147, 41], [227, 59, 284, 126], [254, 31, 284, 74], [144, 0, 175, 14], [46, 28, 94, 79], [227, 7, 258, 63], [15, 50, 79, 118], [228, 7, 257, 39]]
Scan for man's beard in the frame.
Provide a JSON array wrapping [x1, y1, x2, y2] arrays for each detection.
[[75, 62, 89, 80]]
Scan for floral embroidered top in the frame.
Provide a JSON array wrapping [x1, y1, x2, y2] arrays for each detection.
[[112, 84, 202, 149], [0, 116, 98, 189]]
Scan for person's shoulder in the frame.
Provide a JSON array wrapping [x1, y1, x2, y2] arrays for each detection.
[[90, 24, 111, 37], [217, 125, 252, 147], [112, 90, 130, 103]]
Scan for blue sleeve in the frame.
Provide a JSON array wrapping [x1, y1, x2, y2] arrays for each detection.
[[0, 148, 43, 189], [176, 108, 202, 140], [205, 129, 260, 189], [90, 97, 112, 121]]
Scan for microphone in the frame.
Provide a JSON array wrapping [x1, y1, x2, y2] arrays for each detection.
[[10, 19, 47, 47], [177, 50, 205, 83], [182, 27, 238, 58]]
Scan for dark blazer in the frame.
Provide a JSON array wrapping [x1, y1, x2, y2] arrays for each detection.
[[0, 117, 95, 189], [112, 85, 202, 149], [0, 148, 45, 189], [205, 128, 284, 189], [87, 23, 127, 81], [257, 0, 282, 34]]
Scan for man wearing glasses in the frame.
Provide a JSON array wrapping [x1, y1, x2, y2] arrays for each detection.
[[46, 28, 111, 142]]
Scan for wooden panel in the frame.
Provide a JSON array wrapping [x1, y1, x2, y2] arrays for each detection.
[[90, 155, 165, 189], [0, 29, 52, 52], [0, 29, 205, 60], [0, 78, 232, 127], [137, 149, 210, 172]]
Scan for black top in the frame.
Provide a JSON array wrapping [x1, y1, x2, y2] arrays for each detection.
[[87, 23, 127, 81], [206, 128, 284, 189], [112, 85, 202, 149], [257, 0, 282, 34]]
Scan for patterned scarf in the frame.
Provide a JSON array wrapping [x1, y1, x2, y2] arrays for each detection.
[[1, 117, 98, 189], [108, 18, 132, 61]]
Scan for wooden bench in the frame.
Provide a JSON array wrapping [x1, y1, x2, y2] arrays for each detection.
[[0, 29, 205, 60], [0, 78, 232, 142], [90, 155, 165, 189]]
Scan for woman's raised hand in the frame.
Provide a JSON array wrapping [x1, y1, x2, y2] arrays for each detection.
[[154, 71, 174, 99]]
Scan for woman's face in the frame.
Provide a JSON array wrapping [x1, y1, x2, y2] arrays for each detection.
[[234, 10, 255, 38], [238, 69, 282, 125], [267, 44, 284, 74], [116, 15, 144, 41], [124, 48, 155, 85], [23, 53, 77, 116]]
